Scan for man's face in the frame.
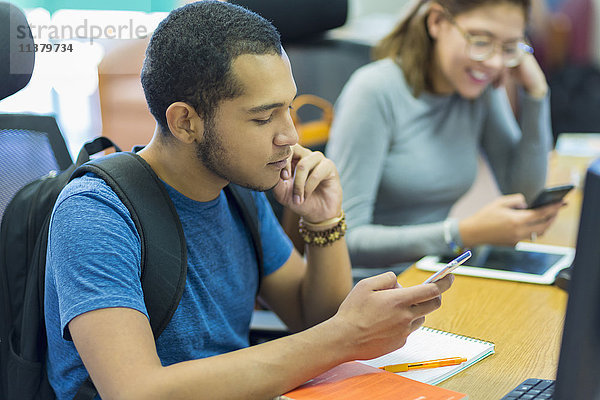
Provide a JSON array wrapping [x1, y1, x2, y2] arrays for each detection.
[[195, 52, 298, 191]]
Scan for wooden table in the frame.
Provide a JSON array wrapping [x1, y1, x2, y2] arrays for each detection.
[[395, 153, 593, 399], [398, 268, 567, 399]]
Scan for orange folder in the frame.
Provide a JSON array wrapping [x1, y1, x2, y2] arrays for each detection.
[[280, 361, 468, 400]]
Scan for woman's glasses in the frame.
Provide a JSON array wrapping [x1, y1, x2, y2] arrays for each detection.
[[444, 12, 533, 67]]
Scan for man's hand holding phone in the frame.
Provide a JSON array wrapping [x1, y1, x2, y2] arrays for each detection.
[[334, 271, 454, 361]]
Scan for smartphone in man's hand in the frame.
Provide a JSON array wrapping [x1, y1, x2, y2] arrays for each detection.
[[423, 250, 471, 284]]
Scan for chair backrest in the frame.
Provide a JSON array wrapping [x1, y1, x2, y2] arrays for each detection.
[[0, 1, 35, 101], [229, 0, 347, 43], [0, 114, 73, 218]]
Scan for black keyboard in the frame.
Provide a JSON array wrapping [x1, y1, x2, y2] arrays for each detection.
[[500, 378, 555, 399]]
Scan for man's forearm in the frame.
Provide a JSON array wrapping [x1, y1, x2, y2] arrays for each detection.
[[301, 238, 353, 327], [75, 263, 453, 400], [132, 319, 352, 400]]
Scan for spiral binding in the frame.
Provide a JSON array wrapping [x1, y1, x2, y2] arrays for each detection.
[[421, 326, 495, 345]]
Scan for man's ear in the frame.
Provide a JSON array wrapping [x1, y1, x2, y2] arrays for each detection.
[[165, 102, 204, 144], [426, 3, 446, 40]]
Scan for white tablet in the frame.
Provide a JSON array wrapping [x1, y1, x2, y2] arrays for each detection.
[[415, 242, 575, 285]]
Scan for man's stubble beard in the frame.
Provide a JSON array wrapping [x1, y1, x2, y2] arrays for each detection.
[[195, 120, 278, 192]]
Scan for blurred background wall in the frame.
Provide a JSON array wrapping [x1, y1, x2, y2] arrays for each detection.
[[1, 0, 599, 158]]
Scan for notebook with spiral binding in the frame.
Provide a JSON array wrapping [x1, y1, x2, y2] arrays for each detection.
[[359, 326, 495, 385]]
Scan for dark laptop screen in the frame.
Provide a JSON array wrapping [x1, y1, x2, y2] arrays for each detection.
[[554, 158, 600, 399]]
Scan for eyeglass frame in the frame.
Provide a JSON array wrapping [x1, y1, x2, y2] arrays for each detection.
[[441, 9, 534, 68]]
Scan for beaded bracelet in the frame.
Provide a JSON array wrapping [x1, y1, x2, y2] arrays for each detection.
[[298, 210, 347, 247]]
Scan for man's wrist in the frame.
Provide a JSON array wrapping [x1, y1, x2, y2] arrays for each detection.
[[301, 210, 345, 231], [306, 317, 356, 365], [299, 210, 347, 246]]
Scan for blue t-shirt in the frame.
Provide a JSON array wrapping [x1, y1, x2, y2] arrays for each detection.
[[44, 174, 293, 399]]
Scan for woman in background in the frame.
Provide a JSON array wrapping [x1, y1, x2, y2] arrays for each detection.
[[326, 0, 562, 269]]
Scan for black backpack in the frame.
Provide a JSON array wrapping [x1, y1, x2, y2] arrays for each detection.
[[0, 137, 264, 400]]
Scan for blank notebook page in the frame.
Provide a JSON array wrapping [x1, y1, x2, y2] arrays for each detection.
[[359, 326, 495, 385]]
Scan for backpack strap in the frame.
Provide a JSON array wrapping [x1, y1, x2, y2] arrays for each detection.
[[70, 152, 188, 339], [70, 152, 186, 400], [69, 153, 265, 400], [224, 184, 264, 294], [71, 155, 265, 324]]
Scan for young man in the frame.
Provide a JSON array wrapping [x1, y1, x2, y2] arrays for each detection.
[[44, 2, 453, 399]]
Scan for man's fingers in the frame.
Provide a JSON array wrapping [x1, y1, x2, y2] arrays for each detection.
[[290, 143, 311, 156], [409, 316, 426, 333], [376, 279, 444, 309], [432, 274, 454, 293], [410, 295, 443, 318], [292, 151, 325, 204], [303, 158, 336, 200], [356, 271, 400, 292], [280, 155, 293, 181], [374, 275, 453, 320]]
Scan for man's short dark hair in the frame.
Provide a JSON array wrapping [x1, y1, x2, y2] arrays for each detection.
[[141, 1, 282, 135]]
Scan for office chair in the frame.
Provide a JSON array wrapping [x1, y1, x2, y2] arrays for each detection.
[[0, 1, 35, 101], [0, 3, 73, 219], [229, 0, 347, 43], [0, 114, 73, 218], [0, 4, 72, 398]]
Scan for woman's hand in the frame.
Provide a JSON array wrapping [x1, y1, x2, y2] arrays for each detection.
[[510, 53, 548, 99], [459, 194, 564, 247]]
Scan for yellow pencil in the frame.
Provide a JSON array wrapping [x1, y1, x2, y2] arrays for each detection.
[[379, 357, 467, 373]]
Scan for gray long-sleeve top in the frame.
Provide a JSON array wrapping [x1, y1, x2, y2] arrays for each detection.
[[326, 59, 552, 267]]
